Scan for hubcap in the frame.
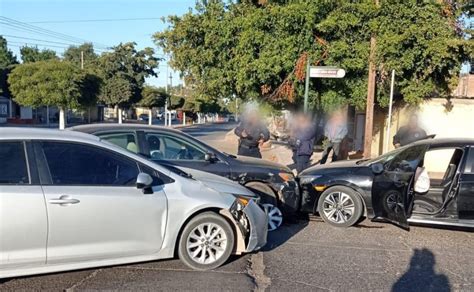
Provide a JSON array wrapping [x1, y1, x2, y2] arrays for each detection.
[[262, 203, 283, 231], [186, 223, 227, 265], [322, 192, 355, 224]]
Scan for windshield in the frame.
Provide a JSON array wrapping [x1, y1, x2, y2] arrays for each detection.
[[368, 145, 409, 165]]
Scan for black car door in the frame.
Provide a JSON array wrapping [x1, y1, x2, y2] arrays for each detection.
[[142, 131, 231, 178], [371, 144, 428, 229], [458, 146, 474, 220]]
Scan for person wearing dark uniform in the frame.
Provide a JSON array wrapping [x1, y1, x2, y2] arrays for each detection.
[[290, 113, 317, 173], [393, 114, 427, 148], [234, 109, 270, 158]]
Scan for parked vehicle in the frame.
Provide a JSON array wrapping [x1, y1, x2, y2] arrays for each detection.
[[71, 124, 300, 231], [298, 138, 474, 230], [0, 128, 267, 278], [138, 113, 149, 121]]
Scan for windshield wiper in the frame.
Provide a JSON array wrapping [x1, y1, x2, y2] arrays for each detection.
[[223, 152, 237, 158], [356, 158, 370, 165], [161, 164, 193, 179]]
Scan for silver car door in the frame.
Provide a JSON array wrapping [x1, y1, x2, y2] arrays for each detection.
[[0, 141, 47, 270], [36, 141, 167, 264]]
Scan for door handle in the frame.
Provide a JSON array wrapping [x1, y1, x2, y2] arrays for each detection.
[[48, 195, 80, 206]]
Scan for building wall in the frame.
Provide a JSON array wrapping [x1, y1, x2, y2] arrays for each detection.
[[369, 98, 474, 157]]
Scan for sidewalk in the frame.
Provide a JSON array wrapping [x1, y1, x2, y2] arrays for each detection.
[[208, 130, 322, 171]]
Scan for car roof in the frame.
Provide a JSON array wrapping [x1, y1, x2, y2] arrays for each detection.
[[69, 123, 184, 135], [0, 127, 100, 143], [411, 137, 474, 148]]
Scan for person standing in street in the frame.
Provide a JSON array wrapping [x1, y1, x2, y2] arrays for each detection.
[[234, 106, 270, 158], [290, 113, 317, 173], [320, 111, 348, 164], [393, 114, 427, 148]]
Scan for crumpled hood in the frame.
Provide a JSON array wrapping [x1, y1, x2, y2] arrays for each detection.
[[179, 167, 258, 199], [299, 159, 362, 176], [233, 155, 291, 172]]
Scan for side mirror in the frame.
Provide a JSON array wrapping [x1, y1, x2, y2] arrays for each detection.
[[136, 173, 153, 193], [371, 163, 384, 175], [205, 152, 217, 163]]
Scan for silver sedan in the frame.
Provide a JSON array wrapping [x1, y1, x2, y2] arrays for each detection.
[[0, 128, 267, 278]]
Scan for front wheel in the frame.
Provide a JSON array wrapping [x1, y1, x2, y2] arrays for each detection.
[[317, 186, 363, 228], [178, 212, 235, 270]]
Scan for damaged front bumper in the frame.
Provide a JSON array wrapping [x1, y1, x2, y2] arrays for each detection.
[[221, 199, 268, 254], [272, 181, 300, 215]]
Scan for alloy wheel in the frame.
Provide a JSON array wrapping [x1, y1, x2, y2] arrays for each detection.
[[262, 203, 283, 231], [186, 223, 228, 265], [322, 191, 356, 224]]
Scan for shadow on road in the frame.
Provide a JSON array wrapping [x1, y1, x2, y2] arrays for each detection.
[[392, 248, 450, 292], [262, 219, 309, 252]]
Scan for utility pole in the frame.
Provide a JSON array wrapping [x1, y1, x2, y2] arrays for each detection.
[[80, 50, 84, 70], [363, 0, 380, 158], [168, 72, 173, 127], [304, 56, 311, 113]]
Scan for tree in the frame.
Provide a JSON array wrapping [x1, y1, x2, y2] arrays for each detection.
[[99, 75, 133, 123], [0, 36, 17, 68], [8, 60, 84, 129], [63, 43, 98, 68], [155, 0, 472, 112], [0, 36, 18, 98], [98, 42, 160, 123], [138, 85, 169, 125], [20, 46, 58, 63]]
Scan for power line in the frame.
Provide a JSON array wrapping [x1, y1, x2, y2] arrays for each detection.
[[2, 34, 102, 49], [27, 17, 163, 24], [0, 16, 110, 49], [7, 40, 74, 49]]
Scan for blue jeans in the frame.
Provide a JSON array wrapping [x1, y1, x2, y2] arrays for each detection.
[[296, 155, 311, 173]]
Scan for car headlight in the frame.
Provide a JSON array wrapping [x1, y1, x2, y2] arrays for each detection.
[[298, 175, 322, 185], [278, 172, 295, 182], [229, 194, 259, 209]]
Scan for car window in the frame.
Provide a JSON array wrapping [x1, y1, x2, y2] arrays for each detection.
[[422, 148, 456, 183], [0, 141, 29, 184], [464, 147, 474, 174], [41, 142, 139, 186], [99, 132, 138, 153], [145, 133, 206, 161], [386, 145, 427, 172]]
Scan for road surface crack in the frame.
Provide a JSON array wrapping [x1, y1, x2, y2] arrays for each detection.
[[64, 269, 101, 291], [247, 252, 271, 292]]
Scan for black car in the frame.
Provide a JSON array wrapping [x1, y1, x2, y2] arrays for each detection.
[[71, 124, 299, 231], [298, 138, 474, 230]]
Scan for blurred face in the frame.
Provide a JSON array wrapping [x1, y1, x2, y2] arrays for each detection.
[[408, 115, 418, 128]]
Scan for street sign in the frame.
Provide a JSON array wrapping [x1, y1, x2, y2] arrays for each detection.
[[309, 66, 346, 78]]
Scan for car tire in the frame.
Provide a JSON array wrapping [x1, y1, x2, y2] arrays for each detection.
[[317, 186, 363, 228], [245, 182, 283, 231], [178, 212, 235, 270]]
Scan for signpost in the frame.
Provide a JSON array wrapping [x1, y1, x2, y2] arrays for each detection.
[[303, 64, 346, 113]]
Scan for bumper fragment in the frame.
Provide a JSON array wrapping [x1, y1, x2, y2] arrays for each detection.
[[242, 200, 268, 252]]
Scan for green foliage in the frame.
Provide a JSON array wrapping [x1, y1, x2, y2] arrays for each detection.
[[8, 60, 83, 109], [98, 42, 160, 107], [63, 43, 98, 68], [139, 85, 168, 108], [155, 0, 472, 111], [0, 36, 18, 68], [99, 76, 133, 107], [20, 46, 58, 63]]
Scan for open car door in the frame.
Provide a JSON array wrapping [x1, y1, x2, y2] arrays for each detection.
[[371, 144, 429, 229]]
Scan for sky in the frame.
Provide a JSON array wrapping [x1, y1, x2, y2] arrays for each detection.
[[0, 0, 196, 87]]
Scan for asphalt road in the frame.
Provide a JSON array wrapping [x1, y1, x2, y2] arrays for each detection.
[[2, 122, 473, 291]]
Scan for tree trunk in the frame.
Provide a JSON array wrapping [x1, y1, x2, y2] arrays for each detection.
[[148, 109, 152, 126], [59, 107, 66, 130], [118, 108, 123, 124]]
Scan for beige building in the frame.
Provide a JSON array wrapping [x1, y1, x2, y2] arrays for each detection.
[[349, 73, 474, 158]]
